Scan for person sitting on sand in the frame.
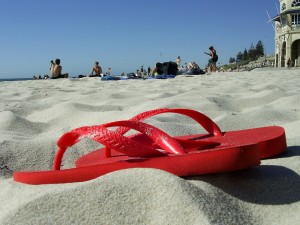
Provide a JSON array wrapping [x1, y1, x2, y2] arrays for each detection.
[[89, 61, 102, 77], [106, 68, 111, 76], [187, 62, 194, 70], [192, 62, 200, 70], [33, 75, 42, 80], [50, 59, 69, 79], [148, 66, 151, 75]]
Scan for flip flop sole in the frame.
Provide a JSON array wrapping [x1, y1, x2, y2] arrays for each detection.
[[14, 144, 260, 185]]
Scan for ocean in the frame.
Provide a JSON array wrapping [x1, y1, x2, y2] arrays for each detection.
[[0, 78, 32, 82]]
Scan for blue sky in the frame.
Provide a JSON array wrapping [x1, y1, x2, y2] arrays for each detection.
[[0, 0, 279, 78]]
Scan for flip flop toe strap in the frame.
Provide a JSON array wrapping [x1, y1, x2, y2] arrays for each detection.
[[115, 108, 223, 137], [54, 120, 186, 170]]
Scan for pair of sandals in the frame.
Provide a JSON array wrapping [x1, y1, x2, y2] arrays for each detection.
[[13, 108, 287, 185]]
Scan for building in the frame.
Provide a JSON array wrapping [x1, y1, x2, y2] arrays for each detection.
[[271, 0, 300, 67]]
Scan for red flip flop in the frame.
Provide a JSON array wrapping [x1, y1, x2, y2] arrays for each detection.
[[76, 108, 287, 168], [13, 112, 263, 185]]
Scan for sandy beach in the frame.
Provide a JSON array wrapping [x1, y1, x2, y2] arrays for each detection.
[[0, 69, 299, 225]]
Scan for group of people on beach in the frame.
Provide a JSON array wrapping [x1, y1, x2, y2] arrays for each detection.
[[33, 59, 108, 80], [33, 46, 218, 80], [176, 46, 218, 73], [50, 59, 110, 79], [174, 46, 218, 75]]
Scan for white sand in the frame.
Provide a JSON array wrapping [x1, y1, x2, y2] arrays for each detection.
[[0, 69, 300, 225]]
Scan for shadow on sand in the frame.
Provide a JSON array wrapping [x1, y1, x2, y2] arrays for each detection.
[[187, 146, 300, 205]]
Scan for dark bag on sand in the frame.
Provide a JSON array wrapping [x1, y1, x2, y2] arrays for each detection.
[[192, 68, 205, 75], [162, 61, 178, 75], [155, 62, 164, 75], [127, 73, 137, 79]]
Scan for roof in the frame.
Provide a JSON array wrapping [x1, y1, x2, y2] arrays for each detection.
[[268, 9, 300, 22]]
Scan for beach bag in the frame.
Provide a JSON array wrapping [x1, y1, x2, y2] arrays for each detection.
[[192, 68, 205, 75], [127, 73, 137, 79], [162, 61, 178, 75]]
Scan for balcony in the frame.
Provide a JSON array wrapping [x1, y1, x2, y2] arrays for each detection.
[[291, 24, 300, 30]]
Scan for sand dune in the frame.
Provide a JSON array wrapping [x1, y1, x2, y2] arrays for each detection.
[[0, 69, 299, 224]]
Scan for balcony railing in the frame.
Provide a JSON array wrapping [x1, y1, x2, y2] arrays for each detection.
[[291, 24, 300, 30]]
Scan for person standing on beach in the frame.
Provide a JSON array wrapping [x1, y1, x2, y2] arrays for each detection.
[[287, 58, 291, 68], [50, 59, 69, 79], [205, 46, 218, 73], [176, 56, 181, 68], [89, 61, 102, 77], [140, 66, 145, 78]]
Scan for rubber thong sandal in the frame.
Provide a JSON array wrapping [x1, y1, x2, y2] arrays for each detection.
[[13, 118, 261, 185], [76, 108, 287, 168]]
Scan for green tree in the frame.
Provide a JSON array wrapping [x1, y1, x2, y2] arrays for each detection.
[[236, 51, 243, 62], [255, 40, 264, 58], [229, 40, 266, 64], [248, 43, 256, 61], [229, 57, 236, 63], [243, 48, 248, 61]]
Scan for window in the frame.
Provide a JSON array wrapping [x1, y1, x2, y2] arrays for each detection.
[[282, 16, 287, 26], [292, 13, 300, 25], [291, 0, 300, 7]]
